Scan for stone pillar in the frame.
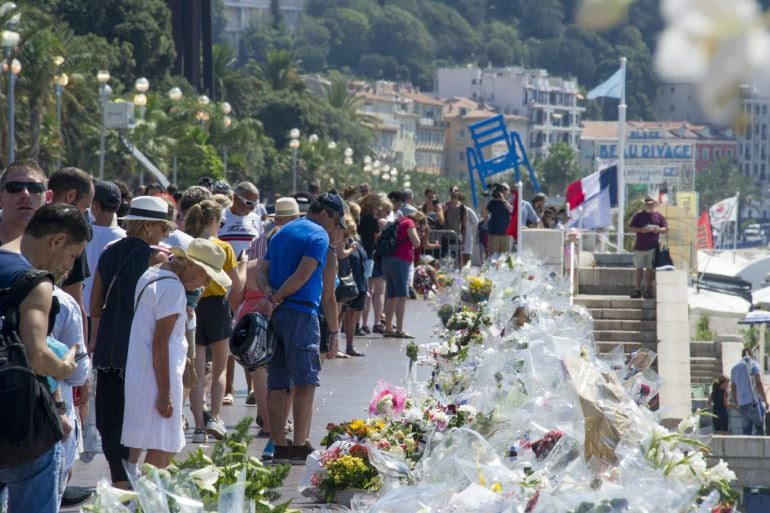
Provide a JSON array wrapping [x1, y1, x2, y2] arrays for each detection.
[[656, 270, 692, 423]]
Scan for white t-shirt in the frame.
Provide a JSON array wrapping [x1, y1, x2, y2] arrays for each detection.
[[218, 208, 261, 256], [84, 224, 126, 316], [52, 287, 91, 472]]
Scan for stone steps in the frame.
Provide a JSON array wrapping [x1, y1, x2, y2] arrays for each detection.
[[590, 308, 657, 321], [593, 319, 657, 332], [596, 341, 658, 355], [574, 295, 656, 311], [690, 341, 721, 358], [690, 356, 722, 387], [594, 329, 658, 344]]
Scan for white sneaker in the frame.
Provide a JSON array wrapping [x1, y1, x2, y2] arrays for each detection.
[[192, 428, 208, 443], [206, 418, 227, 440]]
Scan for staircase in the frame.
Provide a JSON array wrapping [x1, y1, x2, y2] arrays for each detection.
[[574, 295, 658, 356], [574, 267, 658, 358], [689, 341, 723, 389]]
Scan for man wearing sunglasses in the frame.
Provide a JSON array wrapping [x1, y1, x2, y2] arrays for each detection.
[[217, 181, 263, 405], [0, 159, 48, 246]]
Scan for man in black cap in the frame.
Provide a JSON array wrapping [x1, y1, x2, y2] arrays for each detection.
[[628, 196, 667, 298]]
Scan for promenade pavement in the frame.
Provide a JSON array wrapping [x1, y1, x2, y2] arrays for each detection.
[[66, 299, 438, 512]]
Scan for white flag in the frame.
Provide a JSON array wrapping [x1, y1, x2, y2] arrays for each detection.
[[708, 196, 738, 239]]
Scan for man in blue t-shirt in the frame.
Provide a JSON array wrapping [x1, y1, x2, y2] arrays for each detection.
[[731, 348, 768, 435], [256, 193, 347, 465], [0, 203, 92, 513]]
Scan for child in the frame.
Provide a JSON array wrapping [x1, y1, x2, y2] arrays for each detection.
[[707, 375, 733, 434]]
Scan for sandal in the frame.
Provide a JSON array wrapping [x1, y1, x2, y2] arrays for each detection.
[[346, 348, 366, 357]]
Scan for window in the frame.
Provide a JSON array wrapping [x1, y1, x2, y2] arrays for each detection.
[[670, 86, 675, 93], [670, 105, 675, 112], [456, 128, 466, 139], [726, 149, 733, 158], [701, 148, 709, 159], [458, 151, 464, 162], [715, 148, 721, 158]]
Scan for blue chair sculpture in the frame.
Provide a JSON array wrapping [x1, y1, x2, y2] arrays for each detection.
[[466, 114, 540, 208]]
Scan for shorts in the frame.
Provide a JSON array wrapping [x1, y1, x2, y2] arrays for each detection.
[[345, 291, 366, 312], [372, 257, 383, 279], [633, 249, 656, 270], [195, 295, 233, 346], [383, 256, 411, 298], [364, 258, 374, 281], [487, 234, 511, 254], [267, 307, 321, 390]]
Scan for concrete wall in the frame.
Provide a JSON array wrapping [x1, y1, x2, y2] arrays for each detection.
[[656, 270, 693, 422], [518, 229, 563, 270], [711, 435, 770, 488]]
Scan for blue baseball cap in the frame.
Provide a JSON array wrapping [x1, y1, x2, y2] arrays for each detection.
[[315, 193, 347, 229]]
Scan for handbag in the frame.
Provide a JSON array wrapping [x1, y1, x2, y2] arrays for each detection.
[[654, 244, 674, 270], [335, 272, 359, 303]]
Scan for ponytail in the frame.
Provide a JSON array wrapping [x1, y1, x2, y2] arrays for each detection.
[[184, 199, 222, 237]]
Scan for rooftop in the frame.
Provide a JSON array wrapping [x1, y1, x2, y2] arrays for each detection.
[[581, 120, 734, 140]]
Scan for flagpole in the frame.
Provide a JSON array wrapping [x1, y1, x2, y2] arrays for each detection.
[[734, 191, 740, 252], [617, 57, 627, 254], [517, 181, 523, 254]]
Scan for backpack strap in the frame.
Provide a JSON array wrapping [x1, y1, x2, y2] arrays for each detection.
[[134, 276, 179, 310]]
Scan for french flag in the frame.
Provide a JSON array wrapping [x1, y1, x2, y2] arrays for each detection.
[[565, 165, 618, 229]]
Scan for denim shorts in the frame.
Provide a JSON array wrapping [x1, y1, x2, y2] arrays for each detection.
[[383, 256, 411, 298], [364, 258, 374, 281], [267, 307, 321, 390]]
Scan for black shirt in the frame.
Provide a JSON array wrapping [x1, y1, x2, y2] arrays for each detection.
[[358, 214, 380, 259], [62, 250, 90, 287], [486, 200, 510, 235]]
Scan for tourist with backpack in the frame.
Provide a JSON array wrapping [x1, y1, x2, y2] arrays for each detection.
[[0, 203, 92, 513], [379, 211, 426, 339]]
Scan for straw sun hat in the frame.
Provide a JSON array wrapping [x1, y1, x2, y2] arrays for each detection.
[[170, 239, 232, 288]]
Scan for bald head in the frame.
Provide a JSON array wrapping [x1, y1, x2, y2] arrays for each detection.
[[234, 181, 258, 196]]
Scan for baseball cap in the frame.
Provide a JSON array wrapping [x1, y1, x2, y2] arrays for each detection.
[[315, 192, 347, 229], [94, 181, 121, 208]]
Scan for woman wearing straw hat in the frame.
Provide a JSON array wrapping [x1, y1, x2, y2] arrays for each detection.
[[121, 239, 231, 470], [89, 196, 177, 488]]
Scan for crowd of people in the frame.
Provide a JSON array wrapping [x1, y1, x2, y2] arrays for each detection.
[[0, 160, 580, 513]]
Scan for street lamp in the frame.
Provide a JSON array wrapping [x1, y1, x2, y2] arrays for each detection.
[[308, 133, 319, 145], [343, 147, 353, 166], [167, 87, 183, 184], [53, 57, 68, 170], [222, 103, 233, 178], [133, 77, 149, 186], [97, 69, 111, 180], [327, 140, 337, 151], [2, 17, 19, 165], [371, 159, 381, 188], [196, 95, 210, 128], [289, 128, 300, 193]]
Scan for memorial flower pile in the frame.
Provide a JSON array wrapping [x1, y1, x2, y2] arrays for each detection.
[[310, 443, 381, 503], [301, 254, 739, 512]]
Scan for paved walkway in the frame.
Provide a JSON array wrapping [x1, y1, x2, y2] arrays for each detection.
[[66, 300, 438, 511]]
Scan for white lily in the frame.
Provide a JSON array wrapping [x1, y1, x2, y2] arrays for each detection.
[[189, 465, 220, 493], [655, 0, 770, 123], [706, 459, 737, 483]]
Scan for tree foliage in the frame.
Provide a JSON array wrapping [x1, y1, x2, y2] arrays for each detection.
[[534, 142, 580, 196], [695, 159, 759, 214]]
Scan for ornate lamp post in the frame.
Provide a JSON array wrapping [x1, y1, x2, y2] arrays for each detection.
[[133, 77, 149, 185], [97, 69, 111, 180], [53, 56, 67, 170], [221, 101, 232, 178], [343, 147, 353, 166], [167, 87, 183, 184], [1, 3, 20, 164], [289, 128, 300, 193]]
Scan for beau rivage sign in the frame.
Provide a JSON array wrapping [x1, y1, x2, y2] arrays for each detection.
[[596, 129, 694, 161]]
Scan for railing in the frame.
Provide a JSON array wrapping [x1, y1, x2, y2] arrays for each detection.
[[423, 229, 463, 270]]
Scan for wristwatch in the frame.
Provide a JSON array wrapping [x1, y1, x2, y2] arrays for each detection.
[[55, 401, 67, 413]]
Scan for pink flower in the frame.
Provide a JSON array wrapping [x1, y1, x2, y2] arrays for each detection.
[[368, 380, 408, 417], [311, 472, 324, 488]]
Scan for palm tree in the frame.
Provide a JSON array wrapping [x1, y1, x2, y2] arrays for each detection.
[[256, 49, 304, 92]]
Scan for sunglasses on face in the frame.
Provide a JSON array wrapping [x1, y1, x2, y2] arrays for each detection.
[[4, 181, 46, 194], [237, 194, 257, 208]]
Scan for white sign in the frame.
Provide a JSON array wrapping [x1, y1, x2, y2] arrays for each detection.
[[625, 166, 679, 184], [597, 142, 693, 160], [105, 102, 135, 129]]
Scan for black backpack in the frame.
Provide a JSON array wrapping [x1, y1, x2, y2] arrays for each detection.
[[0, 269, 64, 469], [374, 219, 405, 258]]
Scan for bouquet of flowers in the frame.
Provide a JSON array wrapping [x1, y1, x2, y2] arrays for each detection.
[[461, 275, 493, 303], [321, 418, 386, 448], [310, 443, 381, 503], [437, 304, 456, 327]]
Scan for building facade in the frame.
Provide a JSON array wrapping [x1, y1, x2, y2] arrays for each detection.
[[221, 0, 304, 49], [435, 66, 584, 157], [737, 90, 770, 186], [653, 83, 708, 125], [399, 90, 447, 174]]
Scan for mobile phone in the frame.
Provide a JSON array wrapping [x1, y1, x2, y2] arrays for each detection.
[[238, 249, 248, 261], [433, 199, 439, 206]]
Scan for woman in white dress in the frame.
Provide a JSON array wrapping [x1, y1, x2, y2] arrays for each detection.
[[122, 239, 231, 470]]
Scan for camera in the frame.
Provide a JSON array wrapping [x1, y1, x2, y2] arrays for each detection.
[[483, 183, 505, 199]]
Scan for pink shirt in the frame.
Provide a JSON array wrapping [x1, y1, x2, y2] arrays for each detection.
[[393, 218, 417, 262]]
